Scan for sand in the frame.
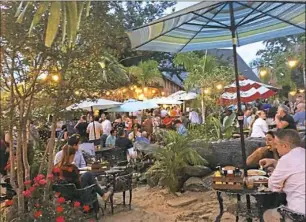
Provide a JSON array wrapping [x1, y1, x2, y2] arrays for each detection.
[[102, 186, 247, 222]]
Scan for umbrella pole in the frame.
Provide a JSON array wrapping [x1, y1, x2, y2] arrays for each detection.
[[229, 2, 251, 221], [91, 106, 96, 140]]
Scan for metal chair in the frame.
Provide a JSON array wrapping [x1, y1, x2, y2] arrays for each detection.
[[277, 205, 306, 222], [52, 183, 103, 220]]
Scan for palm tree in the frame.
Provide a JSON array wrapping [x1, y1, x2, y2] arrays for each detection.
[[15, 1, 91, 47], [128, 60, 163, 87]]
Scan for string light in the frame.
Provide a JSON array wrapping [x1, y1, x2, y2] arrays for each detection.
[[288, 60, 298, 68], [52, 74, 59, 82], [216, 84, 223, 90]]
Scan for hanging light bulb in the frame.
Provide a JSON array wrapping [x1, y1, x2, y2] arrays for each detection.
[[106, 91, 110, 96]]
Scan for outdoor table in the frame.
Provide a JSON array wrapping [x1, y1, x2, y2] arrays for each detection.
[[215, 188, 285, 222], [95, 147, 114, 161]]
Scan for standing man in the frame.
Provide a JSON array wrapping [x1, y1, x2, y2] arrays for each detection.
[[260, 129, 305, 221], [275, 105, 297, 130], [189, 108, 200, 125], [74, 115, 88, 139], [101, 114, 112, 136], [87, 116, 103, 142]]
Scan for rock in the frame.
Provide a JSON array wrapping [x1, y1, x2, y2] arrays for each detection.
[[183, 177, 208, 192], [145, 170, 161, 187], [188, 137, 266, 168], [175, 192, 182, 197], [167, 197, 198, 207], [183, 165, 212, 177], [199, 213, 212, 219]]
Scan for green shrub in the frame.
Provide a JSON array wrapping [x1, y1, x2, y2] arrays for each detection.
[[147, 131, 207, 192]]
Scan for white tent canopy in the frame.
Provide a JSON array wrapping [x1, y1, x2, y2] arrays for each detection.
[[168, 90, 198, 101], [107, 99, 159, 112], [147, 97, 183, 105], [66, 99, 122, 111]]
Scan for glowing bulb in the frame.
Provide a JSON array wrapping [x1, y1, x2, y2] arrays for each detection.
[[216, 84, 223, 90], [52, 74, 59, 82], [106, 91, 110, 96], [40, 73, 47, 80], [161, 92, 165, 96], [288, 60, 297, 68], [75, 91, 80, 95], [259, 70, 267, 77], [144, 87, 148, 92], [299, 89, 305, 93], [123, 88, 127, 93], [138, 94, 144, 100], [289, 91, 297, 96], [152, 89, 156, 94], [204, 88, 210, 95]]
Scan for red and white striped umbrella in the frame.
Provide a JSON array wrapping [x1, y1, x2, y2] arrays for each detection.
[[220, 76, 277, 104], [224, 76, 276, 93]]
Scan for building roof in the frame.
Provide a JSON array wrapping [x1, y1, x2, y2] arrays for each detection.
[[161, 49, 260, 88]]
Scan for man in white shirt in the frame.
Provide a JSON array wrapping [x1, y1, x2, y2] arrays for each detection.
[[189, 109, 200, 124], [86, 116, 103, 141], [101, 114, 112, 136], [260, 129, 305, 221]]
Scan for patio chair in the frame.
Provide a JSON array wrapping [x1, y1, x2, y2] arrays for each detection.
[[104, 172, 133, 214], [52, 183, 103, 220], [277, 205, 306, 222]]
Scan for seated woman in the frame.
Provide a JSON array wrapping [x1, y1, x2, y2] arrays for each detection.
[[53, 140, 112, 201], [246, 131, 279, 168]]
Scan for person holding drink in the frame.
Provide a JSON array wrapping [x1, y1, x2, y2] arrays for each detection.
[[260, 129, 305, 221]]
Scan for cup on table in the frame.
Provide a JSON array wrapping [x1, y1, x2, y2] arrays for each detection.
[[245, 177, 254, 189]]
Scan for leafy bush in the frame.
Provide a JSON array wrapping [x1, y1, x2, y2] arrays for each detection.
[[1, 173, 91, 222], [147, 131, 207, 192]]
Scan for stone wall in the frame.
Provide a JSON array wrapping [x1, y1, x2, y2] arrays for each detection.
[[188, 137, 265, 168]]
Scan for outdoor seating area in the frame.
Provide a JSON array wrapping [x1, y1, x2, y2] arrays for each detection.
[[0, 1, 305, 222]]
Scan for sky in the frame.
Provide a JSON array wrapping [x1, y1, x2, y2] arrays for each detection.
[[166, 2, 266, 66]]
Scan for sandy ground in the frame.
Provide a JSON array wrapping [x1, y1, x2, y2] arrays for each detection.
[[102, 186, 248, 222]]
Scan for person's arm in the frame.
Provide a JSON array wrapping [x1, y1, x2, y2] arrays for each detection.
[[86, 124, 90, 133], [246, 147, 269, 166], [54, 152, 61, 165], [78, 151, 86, 168], [63, 131, 68, 140], [275, 115, 289, 129], [268, 158, 290, 192], [293, 113, 300, 124], [262, 121, 269, 133], [105, 136, 111, 147]]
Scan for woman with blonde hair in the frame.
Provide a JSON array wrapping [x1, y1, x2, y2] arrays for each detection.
[[250, 110, 268, 138]]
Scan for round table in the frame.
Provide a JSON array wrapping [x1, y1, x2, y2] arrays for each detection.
[[215, 188, 286, 222]]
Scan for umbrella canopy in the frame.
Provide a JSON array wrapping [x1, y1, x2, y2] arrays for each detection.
[[147, 97, 183, 105], [126, 0, 305, 195], [127, 1, 305, 52], [66, 99, 122, 111], [168, 90, 198, 101], [221, 86, 277, 104], [224, 76, 279, 92], [107, 100, 159, 112]]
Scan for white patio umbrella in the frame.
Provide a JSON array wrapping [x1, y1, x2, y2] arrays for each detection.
[[168, 90, 198, 101], [107, 99, 159, 112], [66, 99, 122, 111], [147, 97, 183, 105]]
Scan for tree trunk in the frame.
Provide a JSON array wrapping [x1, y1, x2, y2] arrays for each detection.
[[47, 117, 57, 176], [38, 142, 49, 174], [8, 69, 17, 191], [16, 127, 25, 214], [22, 118, 30, 183]]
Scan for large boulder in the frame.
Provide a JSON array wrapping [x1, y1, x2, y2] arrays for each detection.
[[183, 165, 212, 177], [188, 137, 265, 168], [183, 177, 208, 192]]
